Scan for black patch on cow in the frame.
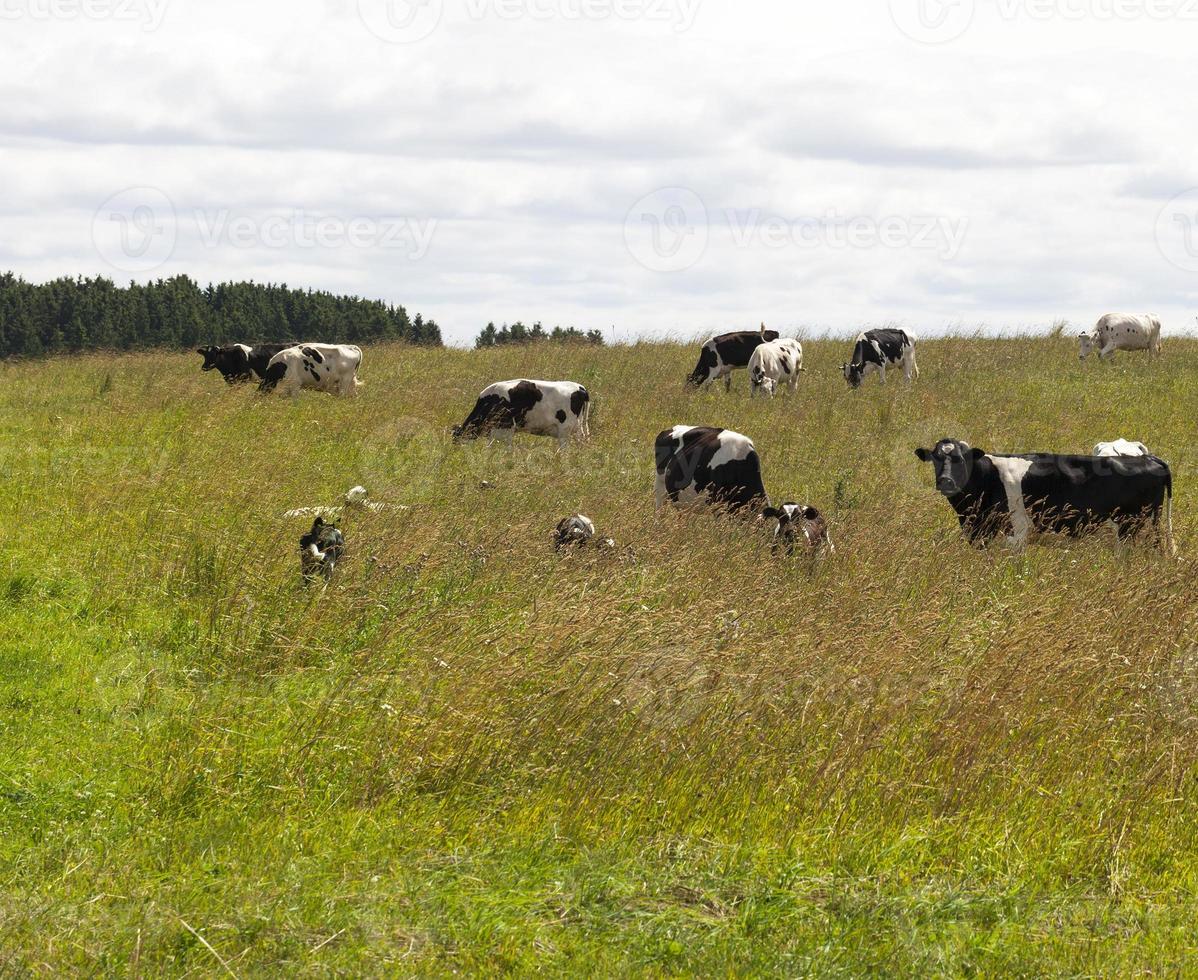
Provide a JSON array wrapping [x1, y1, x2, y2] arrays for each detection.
[[454, 393, 510, 441], [258, 361, 288, 392], [247, 343, 297, 379], [570, 388, 589, 417], [301, 347, 324, 364], [779, 355, 792, 376], [656, 427, 768, 513], [506, 381, 544, 426], [556, 409, 568, 423]]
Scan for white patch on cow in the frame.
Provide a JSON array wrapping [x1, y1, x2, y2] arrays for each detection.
[[1094, 439, 1150, 458], [709, 431, 753, 470], [986, 455, 1034, 549]]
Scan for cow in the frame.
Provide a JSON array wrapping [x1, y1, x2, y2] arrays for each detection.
[[654, 426, 769, 513], [1078, 314, 1162, 361], [283, 486, 391, 521], [553, 514, 616, 551], [842, 329, 919, 388], [1094, 439, 1150, 458], [259, 344, 364, 397], [761, 502, 834, 556], [299, 517, 345, 583], [453, 380, 590, 449], [197, 343, 298, 384], [915, 438, 1174, 552], [748, 338, 804, 397], [687, 324, 780, 391]]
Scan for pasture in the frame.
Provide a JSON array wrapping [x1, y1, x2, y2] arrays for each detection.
[[4, 335, 1198, 975]]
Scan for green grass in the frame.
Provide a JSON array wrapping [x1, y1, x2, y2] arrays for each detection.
[[4, 335, 1198, 975]]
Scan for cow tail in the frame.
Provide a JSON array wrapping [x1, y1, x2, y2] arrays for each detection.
[[1166, 466, 1177, 556], [581, 389, 592, 440]]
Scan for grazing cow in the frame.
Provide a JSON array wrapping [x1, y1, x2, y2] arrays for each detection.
[[654, 426, 769, 513], [453, 380, 591, 448], [1079, 314, 1162, 361], [748, 338, 804, 397], [283, 486, 391, 521], [915, 438, 1174, 552], [842, 329, 919, 388], [687, 324, 780, 391], [1094, 439, 1151, 458], [761, 503, 834, 556], [299, 517, 345, 583], [197, 343, 298, 384], [259, 344, 364, 397]]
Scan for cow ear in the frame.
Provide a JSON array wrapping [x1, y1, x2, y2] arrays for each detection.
[[761, 507, 779, 520], [803, 506, 820, 520], [970, 449, 986, 462], [915, 448, 933, 462]]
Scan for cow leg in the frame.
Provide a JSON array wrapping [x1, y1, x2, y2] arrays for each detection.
[[1099, 343, 1119, 361], [654, 475, 668, 512], [878, 363, 887, 385], [723, 372, 733, 393]]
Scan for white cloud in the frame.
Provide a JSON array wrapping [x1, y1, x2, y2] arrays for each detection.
[[1, 0, 1196, 344]]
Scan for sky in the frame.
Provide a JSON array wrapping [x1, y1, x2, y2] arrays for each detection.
[[2, 0, 1198, 346]]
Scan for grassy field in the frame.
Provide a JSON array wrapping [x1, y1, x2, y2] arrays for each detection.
[[4, 334, 1198, 976]]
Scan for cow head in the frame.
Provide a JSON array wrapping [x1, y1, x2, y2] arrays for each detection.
[[915, 439, 986, 496], [198, 344, 252, 382], [299, 516, 344, 583], [762, 503, 828, 554], [686, 346, 718, 387], [1078, 332, 1096, 360], [842, 362, 865, 389], [453, 394, 506, 443]]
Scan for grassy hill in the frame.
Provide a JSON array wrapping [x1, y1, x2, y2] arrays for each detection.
[[3, 336, 1198, 975]]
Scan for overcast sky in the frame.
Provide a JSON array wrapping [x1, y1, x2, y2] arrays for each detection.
[[3, 0, 1197, 345]]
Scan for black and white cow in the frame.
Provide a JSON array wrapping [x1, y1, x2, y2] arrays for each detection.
[[299, 516, 345, 583], [842, 329, 919, 388], [915, 438, 1174, 552], [761, 503, 834, 556], [453, 380, 591, 448], [687, 325, 780, 391], [654, 426, 769, 513], [259, 344, 364, 397], [1079, 314, 1162, 361], [748, 338, 804, 397], [553, 514, 615, 551], [197, 343, 298, 384]]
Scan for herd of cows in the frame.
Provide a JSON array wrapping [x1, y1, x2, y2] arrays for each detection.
[[196, 312, 1177, 581]]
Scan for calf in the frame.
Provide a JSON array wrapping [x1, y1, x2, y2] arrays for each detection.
[[197, 343, 298, 383], [687, 325, 780, 391], [553, 514, 616, 551], [453, 380, 590, 448], [748, 338, 804, 397], [259, 344, 364, 397], [915, 438, 1174, 552], [1079, 314, 1162, 361], [654, 426, 769, 513], [842, 329, 919, 388], [299, 517, 345, 583], [1094, 439, 1150, 458], [761, 503, 834, 555]]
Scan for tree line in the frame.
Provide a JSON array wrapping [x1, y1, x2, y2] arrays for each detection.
[[474, 321, 605, 349], [0, 273, 442, 358]]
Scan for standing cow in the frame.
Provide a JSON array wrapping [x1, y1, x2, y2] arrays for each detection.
[[687, 325, 780, 391], [453, 380, 591, 448], [1078, 314, 1162, 361], [915, 438, 1174, 552], [748, 338, 804, 397], [654, 426, 769, 513], [197, 343, 298, 383], [259, 344, 364, 397], [842, 329, 919, 388]]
